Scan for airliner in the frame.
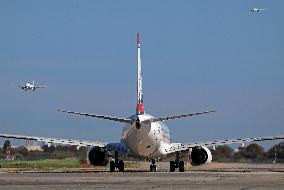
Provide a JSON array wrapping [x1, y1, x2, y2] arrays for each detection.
[[19, 81, 47, 92], [250, 8, 265, 12], [2, 33, 284, 172]]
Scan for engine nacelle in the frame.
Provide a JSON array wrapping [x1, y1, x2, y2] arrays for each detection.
[[87, 146, 109, 166], [191, 146, 212, 165]]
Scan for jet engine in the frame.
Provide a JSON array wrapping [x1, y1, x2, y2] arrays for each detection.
[[191, 146, 212, 165], [87, 146, 109, 166]]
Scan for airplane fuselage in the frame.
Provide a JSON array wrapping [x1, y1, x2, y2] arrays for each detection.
[[19, 82, 46, 91], [122, 114, 171, 158], [250, 8, 264, 12]]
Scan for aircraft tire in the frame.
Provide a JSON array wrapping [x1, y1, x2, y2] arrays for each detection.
[[118, 160, 124, 172], [178, 161, 184, 172], [110, 160, 115, 172], [170, 161, 175, 172], [150, 164, 157, 172], [150, 165, 153, 172]]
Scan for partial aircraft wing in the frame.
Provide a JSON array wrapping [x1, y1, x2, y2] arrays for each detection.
[[58, 110, 133, 124], [0, 133, 128, 154], [165, 135, 284, 154], [0, 133, 106, 147], [143, 111, 215, 123], [35, 86, 47, 88], [18, 86, 26, 89]]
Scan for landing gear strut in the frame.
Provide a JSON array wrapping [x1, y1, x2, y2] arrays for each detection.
[[150, 159, 157, 172], [110, 151, 124, 172], [169, 151, 184, 172]]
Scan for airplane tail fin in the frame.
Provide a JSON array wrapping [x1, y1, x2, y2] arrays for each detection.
[[136, 32, 145, 115], [58, 33, 215, 126], [58, 33, 145, 126]]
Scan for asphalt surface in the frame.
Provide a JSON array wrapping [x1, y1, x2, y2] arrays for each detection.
[[0, 172, 284, 190], [0, 163, 284, 190]]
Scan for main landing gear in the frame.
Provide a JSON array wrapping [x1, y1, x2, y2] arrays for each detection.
[[170, 151, 184, 172], [150, 159, 157, 172], [110, 151, 124, 172]]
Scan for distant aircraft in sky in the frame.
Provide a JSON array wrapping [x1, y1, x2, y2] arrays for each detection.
[[1, 33, 284, 172], [19, 81, 47, 92], [250, 8, 265, 12]]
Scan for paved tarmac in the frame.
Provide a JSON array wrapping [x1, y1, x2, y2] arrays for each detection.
[[0, 163, 284, 190], [0, 171, 284, 190]]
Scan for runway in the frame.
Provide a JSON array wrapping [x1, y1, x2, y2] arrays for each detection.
[[0, 163, 284, 190], [0, 171, 284, 190]]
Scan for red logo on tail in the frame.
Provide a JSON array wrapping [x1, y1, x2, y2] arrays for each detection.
[[137, 103, 144, 113]]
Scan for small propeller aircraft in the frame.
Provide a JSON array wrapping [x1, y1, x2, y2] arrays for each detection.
[[19, 81, 47, 92]]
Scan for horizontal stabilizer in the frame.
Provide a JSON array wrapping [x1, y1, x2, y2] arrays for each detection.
[[57, 110, 133, 124], [143, 110, 215, 123]]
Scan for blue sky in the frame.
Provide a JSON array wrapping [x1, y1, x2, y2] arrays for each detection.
[[0, 1, 283, 149]]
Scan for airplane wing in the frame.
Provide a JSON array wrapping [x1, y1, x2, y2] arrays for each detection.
[[143, 110, 215, 123], [35, 86, 47, 88], [0, 133, 129, 155], [58, 110, 133, 124], [0, 133, 106, 147], [18, 86, 25, 89], [165, 135, 284, 154]]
